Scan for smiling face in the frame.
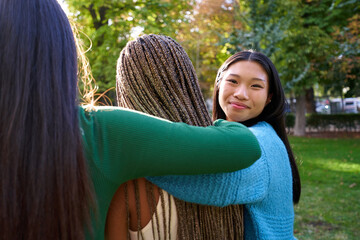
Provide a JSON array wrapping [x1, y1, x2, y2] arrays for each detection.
[[218, 61, 271, 123]]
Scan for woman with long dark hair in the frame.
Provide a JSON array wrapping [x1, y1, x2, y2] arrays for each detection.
[[150, 50, 301, 239], [212, 50, 301, 204], [0, 1, 261, 239]]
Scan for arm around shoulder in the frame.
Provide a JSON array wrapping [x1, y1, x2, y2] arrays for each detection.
[[79, 106, 260, 184]]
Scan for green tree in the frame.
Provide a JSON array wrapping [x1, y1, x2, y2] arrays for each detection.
[[176, 0, 240, 98], [288, 0, 359, 135], [277, 0, 360, 135], [324, 14, 360, 98], [223, 0, 296, 57], [277, 23, 335, 135], [66, 0, 193, 103]]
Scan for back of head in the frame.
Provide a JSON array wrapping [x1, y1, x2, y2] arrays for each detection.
[[0, 0, 92, 239], [115, 35, 247, 239], [116, 34, 211, 126]]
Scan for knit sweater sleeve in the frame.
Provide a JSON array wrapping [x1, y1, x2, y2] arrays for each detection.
[[148, 122, 272, 207], [78, 106, 261, 185]]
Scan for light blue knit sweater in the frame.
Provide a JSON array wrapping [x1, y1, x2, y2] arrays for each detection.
[[148, 121, 296, 240]]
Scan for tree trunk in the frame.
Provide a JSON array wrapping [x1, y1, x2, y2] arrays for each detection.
[[289, 92, 296, 113], [305, 87, 316, 113], [294, 93, 306, 136]]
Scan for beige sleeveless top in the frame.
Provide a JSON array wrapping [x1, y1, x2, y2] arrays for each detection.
[[129, 190, 177, 240]]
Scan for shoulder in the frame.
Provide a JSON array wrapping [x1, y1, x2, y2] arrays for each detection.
[[78, 105, 113, 123], [78, 105, 170, 124], [78, 105, 129, 119], [249, 122, 287, 155], [249, 122, 277, 139]]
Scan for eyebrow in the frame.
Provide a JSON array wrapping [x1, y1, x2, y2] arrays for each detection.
[[227, 73, 266, 82]]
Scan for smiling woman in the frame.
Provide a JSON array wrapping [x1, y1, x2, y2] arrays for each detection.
[[150, 50, 302, 239], [218, 61, 271, 122]]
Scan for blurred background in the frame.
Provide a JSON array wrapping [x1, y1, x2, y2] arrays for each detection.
[[60, 0, 359, 136]]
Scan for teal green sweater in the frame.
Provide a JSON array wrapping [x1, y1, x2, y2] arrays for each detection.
[[78, 106, 261, 239]]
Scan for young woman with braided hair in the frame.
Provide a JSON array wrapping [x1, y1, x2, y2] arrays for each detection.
[[0, 1, 263, 239], [107, 34, 250, 239], [149, 50, 302, 239]]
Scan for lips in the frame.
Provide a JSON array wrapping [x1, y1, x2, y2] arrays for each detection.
[[230, 101, 249, 110]]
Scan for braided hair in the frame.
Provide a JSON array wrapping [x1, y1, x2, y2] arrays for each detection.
[[115, 34, 244, 240], [116, 34, 210, 126]]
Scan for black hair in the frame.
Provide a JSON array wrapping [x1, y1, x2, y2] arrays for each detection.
[[0, 0, 93, 239], [212, 50, 301, 204]]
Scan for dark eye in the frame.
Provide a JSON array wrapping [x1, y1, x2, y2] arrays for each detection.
[[252, 84, 264, 88], [226, 79, 237, 84]]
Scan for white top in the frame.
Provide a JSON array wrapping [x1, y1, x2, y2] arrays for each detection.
[[129, 190, 177, 240]]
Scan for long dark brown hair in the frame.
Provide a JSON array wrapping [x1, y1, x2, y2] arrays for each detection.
[[0, 0, 93, 239], [116, 34, 244, 239], [212, 50, 301, 204]]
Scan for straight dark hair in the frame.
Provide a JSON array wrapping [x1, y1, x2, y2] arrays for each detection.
[[212, 50, 301, 204], [0, 0, 93, 239]]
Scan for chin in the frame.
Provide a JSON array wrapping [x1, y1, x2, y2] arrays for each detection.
[[227, 115, 249, 123]]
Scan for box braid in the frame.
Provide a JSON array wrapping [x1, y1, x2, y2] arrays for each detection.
[[116, 34, 243, 240]]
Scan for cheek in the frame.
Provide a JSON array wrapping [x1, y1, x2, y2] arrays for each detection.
[[255, 93, 269, 109]]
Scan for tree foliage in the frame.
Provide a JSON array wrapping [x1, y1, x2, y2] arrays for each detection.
[[223, 0, 296, 57], [298, 0, 360, 98], [66, 0, 193, 100], [175, 0, 240, 97], [324, 14, 360, 97], [66, 0, 359, 115]]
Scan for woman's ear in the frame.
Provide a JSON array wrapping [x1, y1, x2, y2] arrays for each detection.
[[266, 93, 273, 105]]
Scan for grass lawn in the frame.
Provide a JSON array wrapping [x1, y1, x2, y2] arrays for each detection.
[[290, 136, 360, 240]]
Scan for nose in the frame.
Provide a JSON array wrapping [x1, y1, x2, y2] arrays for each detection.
[[233, 85, 249, 100]]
